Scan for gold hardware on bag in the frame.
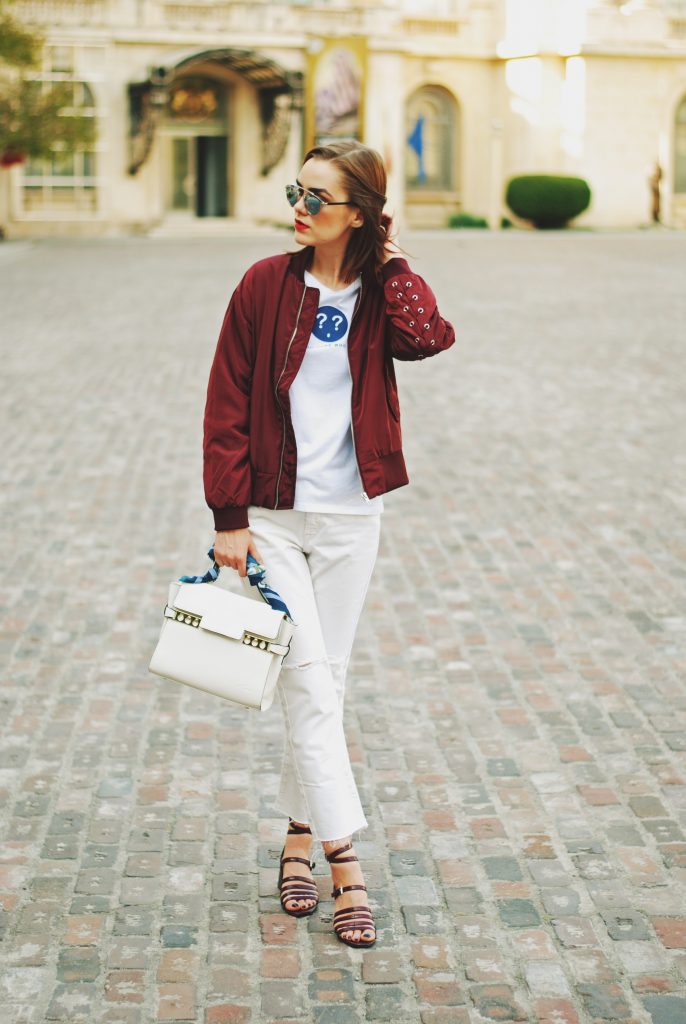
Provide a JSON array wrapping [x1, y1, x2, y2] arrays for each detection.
[[242, 632, 269, 650], [173, 609, 201, 628]]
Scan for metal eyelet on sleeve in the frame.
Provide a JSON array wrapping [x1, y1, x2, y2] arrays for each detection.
[[430, 339, 435, 345], [418, 307, 424, 313], [409, 320, 415, 327], [405, 281, 412, 287], [392, 280, 398, 287], [424, 323, 430, 330], [396, 292, 403, 298], [411, 294, 418, 300], [414, 337, 420, 343], [403, 306, 409, 312]]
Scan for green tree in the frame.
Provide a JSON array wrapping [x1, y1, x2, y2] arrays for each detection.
[[0, 0, 95, 167]]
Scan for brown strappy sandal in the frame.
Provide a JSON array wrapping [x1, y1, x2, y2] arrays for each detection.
[[325, 842, 376, 947], [277, 818, 319, 917]]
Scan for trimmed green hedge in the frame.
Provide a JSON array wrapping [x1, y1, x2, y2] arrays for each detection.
[[448, 212, 489, 229], [505, 174, 591, 229]]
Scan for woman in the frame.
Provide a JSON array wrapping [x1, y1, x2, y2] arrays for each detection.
[[204, 140, 455, 947]]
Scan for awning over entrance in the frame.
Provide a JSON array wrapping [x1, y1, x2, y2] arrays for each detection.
[[127, 48, 303, 177]]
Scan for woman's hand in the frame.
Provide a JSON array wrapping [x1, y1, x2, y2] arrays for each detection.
[[214, 528, 264, 578], [381, 213, 403, 263]]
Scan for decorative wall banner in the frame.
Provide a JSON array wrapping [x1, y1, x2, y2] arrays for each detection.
[[305, 36, 367, 149]]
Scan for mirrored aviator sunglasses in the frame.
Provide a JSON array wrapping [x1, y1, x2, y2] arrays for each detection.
[[285, 183, 324, 216]]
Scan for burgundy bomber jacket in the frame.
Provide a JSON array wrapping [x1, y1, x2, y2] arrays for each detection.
[[203, 245, 456, 531]]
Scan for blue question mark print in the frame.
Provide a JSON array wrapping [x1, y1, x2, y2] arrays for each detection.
[[313, 306, 349, 342]]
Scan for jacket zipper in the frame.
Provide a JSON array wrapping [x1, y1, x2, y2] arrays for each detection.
[[274, 283, 307, 508], [347, 281, 370, 501]]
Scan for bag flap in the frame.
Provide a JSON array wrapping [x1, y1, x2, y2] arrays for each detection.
[[171, 581, 286, 641]]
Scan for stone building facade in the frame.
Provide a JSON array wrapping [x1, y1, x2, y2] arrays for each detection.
[[2, 0, 686, 236]]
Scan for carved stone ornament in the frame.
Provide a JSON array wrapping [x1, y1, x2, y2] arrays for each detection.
[[127, 49, 303, 177]]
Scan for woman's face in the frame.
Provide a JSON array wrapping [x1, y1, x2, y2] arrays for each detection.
[[291, 158, 363, 249]]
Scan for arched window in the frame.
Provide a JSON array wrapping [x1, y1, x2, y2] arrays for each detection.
[[675, 94, 686, 195], [405, 85, 457, 192]]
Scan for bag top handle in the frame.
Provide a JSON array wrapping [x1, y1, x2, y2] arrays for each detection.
[[178, 548, 293, 622]]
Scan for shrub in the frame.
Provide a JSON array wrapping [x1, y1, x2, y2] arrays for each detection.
[[505, 174, 591, 229], [448, 211, 489, 228]]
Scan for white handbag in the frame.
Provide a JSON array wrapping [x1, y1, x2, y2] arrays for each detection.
[[149, 549, 295, 711]]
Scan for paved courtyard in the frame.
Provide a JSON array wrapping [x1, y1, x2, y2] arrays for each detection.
[[1, 228, 685, 1024]]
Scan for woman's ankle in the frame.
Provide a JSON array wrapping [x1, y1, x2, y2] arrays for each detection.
[[322, 836, 352, 855]]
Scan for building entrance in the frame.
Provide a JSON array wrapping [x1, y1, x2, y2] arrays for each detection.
[[168, 135, 228, 216], [162, 75, 230, 218]]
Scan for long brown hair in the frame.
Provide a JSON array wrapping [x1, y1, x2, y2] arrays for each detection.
[[301, 140, 392, 284]]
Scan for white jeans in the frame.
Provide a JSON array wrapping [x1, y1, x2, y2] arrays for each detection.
[[240, 506, 381, 842]]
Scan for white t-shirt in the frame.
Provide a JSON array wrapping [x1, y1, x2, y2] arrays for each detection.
[[289, 270, 384, 515]]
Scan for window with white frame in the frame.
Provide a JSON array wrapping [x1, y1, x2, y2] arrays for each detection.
[[20, 45, 100, 214], [405, 85, 457, 192]]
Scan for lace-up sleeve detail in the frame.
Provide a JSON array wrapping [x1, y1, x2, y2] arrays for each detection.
[[381, 258, 456, 361]]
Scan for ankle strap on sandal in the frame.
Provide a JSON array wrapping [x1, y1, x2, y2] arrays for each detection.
[[332, 882, 367, 898], [287, 819, 312, 835], [324, 842, 358, 864], [282, 855, 315, 868]]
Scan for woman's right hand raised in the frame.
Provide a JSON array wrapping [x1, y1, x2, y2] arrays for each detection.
[[213, 529, 264, 578]]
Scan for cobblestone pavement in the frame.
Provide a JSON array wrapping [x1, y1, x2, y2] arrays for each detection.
[[1, 229, 686, 1024]]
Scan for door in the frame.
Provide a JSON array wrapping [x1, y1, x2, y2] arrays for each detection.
[[169, 136, 196, 213], [197, 136, 228, 217], [167, 135, 229, 216]]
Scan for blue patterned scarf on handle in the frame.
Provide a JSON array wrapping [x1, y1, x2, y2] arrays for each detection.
[[179, 547, 293, 622]]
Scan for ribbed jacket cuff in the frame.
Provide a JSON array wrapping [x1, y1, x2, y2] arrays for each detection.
[[212, 506, 250, 531]]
